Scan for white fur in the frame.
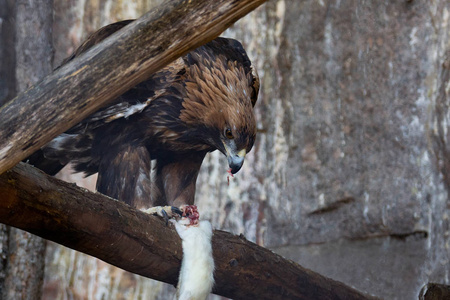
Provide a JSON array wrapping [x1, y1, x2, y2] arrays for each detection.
[[172, 219, 215, 300]]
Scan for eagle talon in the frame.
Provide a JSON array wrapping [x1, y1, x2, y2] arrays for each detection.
[[160, 209, 169, 226], [141, 206, 183, 224], [171, 206, 183, 217]]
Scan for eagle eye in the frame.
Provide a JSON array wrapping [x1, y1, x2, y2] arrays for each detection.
[[225, 128, 234, 139]]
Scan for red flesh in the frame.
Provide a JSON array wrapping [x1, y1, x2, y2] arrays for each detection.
[[182, 205, 200, 225], [227, 168, 234, 185]]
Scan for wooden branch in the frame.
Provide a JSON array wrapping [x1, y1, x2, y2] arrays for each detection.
[[0, 163, 377, 300], [0, 0, 267, 174], [420, 283, 450, 300]]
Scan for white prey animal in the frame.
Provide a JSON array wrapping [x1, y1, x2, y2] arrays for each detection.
[[171, 215, 215, 300]]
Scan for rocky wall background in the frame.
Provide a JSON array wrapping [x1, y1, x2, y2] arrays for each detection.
[[1, 0, 449, 299]]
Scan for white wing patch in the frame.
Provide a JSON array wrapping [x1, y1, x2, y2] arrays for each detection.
[[47, 134, 75, 151], [104, 89, 166, 123]]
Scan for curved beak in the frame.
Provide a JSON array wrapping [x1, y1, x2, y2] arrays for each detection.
[[227, 149, 246, 174]]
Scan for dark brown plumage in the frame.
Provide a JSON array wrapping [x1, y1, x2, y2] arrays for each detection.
[[27, 20, 259, 209]]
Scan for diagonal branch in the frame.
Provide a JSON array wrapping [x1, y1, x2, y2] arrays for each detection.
[[0, 0, 268, 174], [0, 162, 377, 300]]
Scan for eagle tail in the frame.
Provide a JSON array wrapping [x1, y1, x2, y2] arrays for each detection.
[[25, 149, 66, 176], [25, 133, 94, 176]]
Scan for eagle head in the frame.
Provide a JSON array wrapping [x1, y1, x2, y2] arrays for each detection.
[[180, 38, 260, 174]]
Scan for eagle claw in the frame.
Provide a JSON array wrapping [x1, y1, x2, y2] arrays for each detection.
[[171, 206, 183, 217], [141, 205, 183, 225]]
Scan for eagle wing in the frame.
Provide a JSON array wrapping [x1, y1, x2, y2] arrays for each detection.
[[29, 20, 185, 170], [63, 20, 186, 132], [67, 57, 185, 133], [28, 20, 187, 208]]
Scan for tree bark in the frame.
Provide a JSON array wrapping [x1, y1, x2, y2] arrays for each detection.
[[1, 1, 53, 299], [0, 0, 268, 175], [0, 162, 376, 300], [0, 0, 13, 293], [0, 0, 15, 106], [3, 229, 47, 300], [419, 283, 450, 300]]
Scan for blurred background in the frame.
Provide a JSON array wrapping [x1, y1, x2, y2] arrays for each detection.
[[1, 0, 449, 299]]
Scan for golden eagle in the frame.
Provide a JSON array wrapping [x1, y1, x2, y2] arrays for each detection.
[[28, 20, 259, 211]]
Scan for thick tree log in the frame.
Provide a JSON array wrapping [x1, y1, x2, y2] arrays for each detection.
[[0, 0, 268, 174], [0, 162, 376, 300]]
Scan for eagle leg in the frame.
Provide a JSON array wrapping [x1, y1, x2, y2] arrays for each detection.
[[154, 151, 207, 208], [96, 145, 152, 208]]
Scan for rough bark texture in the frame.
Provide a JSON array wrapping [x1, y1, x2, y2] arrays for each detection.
[[14, 0, 53, 93], [0, 162, 376, 300], [3, 228, 47, 300], [3, 0, 446, 299], [0, 0, 268, 174], [0, 0, 12, 293], [0, 0, 53, 299], [420, 283, 450, 300], [0, 0, 14, 106]]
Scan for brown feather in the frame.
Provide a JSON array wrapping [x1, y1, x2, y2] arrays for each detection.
[[181, 55, 256, 149]]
